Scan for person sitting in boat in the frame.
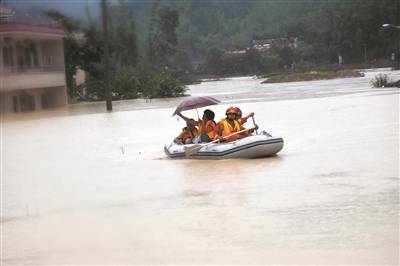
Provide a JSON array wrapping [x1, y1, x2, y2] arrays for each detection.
[[234, 107, 254, 126], [177, 109, 217, 143], [173, 119, 199, 145], [214, 107, 257, 142]]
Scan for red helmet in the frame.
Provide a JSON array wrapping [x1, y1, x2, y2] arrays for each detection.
[[226, 106, 238, 115], [234, 107, 242, 116]]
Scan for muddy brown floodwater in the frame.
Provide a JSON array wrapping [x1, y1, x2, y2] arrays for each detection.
[[1, 68, 399, 264]]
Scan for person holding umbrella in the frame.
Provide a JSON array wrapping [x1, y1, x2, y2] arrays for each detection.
[[172, 96, 220, 143], [173, 119, 199, 144], [176, 109, 217, 143]]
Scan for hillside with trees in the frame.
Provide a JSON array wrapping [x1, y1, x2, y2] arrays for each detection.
[[7, 0, 398, 100], [134, 0, 398, 67]]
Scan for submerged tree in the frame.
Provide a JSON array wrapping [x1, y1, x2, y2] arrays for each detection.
[[148, 6, 179, 69], [44, 10, 82, 98], [48, 1, 188, 100], [147, 0, 161, 63], [110, 0, 138, 67]]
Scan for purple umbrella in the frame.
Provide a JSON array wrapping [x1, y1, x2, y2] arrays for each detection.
[[172, 96, 220, 116]]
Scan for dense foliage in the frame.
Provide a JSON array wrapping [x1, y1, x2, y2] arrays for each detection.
[[41, 0, 398, 99], [45, 0, 187, 101], [132, 0, 398, 66]]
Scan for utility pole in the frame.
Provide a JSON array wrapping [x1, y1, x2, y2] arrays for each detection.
[[101, 0, 112, 111], [396, 0, 400, 70], [363, 44, 367, 64]]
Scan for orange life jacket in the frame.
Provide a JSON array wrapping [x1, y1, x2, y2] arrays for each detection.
[[181, 127, 198, 142], [237, 117, 248, 126], [198, 119, 217, 140], [219, 118, 242, 142]]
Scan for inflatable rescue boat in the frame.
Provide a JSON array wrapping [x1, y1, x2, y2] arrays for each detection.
[[164, 131, 283, 159]]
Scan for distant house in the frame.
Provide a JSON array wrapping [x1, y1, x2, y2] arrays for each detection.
[[227, 37, 299, 55], [226, 49, 248, 55], [252, 39, 273, 51], [0, 22, 68, 112], [252, 37, 298, 51]]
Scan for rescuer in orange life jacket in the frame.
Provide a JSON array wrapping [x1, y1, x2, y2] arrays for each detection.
[[177, 109, 217, 143], [234, 107, 255, 126], [173, 119, 199, 144], [214, 107, 258, 142]]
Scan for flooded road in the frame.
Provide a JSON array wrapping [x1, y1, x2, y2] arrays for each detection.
[[1, 69, 399, 264]]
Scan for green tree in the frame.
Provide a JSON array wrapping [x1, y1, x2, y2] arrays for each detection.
[[243, 48, 263, 73], [261, 51, 282, 72], [110, 0, 139, 67], [43, 10, 81, 98], [204, 47, 224, 74], [148, 6, 179, 69]]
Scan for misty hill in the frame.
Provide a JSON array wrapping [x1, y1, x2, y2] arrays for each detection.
[[5, 0, 398, 64]]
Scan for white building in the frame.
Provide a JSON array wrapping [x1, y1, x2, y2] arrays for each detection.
[[0, 22, 68, 112]]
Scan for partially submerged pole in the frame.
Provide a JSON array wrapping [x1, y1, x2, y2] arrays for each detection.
[[101, 0, 112, 111], [396, 0, 400, 70]]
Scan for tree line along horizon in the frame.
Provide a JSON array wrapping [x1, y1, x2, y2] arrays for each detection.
[[38, 0, 398, 101]]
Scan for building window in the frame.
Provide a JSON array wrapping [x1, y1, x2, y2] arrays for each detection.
[[43, 55, 52, 66], [17, 42, 25, 70], [30, 42, 39, 67], [12, 96, 19, 112], [41, 94, 49, 109], [2, 39, 14, 67], [16, 40, 39, 70], [19, 91, 35, 111]]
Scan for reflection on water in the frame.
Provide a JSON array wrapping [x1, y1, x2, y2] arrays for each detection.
[[1, 69, 399, 264]]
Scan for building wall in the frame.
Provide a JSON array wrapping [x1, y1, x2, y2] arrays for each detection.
[[0, 33, 68, 113], [0, 86, 67, 112], [2, 72, 66, 90], [40, 39, 65, 68]]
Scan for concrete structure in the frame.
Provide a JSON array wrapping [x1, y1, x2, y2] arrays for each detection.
[[227, 37, 299, 55], [252, 37, 298, 51], [0, 22, 67, 112]]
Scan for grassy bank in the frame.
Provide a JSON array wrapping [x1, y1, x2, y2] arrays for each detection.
[[262, 70, 364, 83]]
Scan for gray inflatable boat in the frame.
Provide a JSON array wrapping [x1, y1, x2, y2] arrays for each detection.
[[164, 131, 284, 159]]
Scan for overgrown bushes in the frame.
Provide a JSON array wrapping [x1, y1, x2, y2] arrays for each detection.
[[82, 65, 187, 101], [370, 74, 400, 88], [262, 70, 364, 83], [46, 3, 188, 102], [370, 74, 389, 88]]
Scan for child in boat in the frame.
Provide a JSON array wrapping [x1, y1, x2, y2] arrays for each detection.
[[177, 109, 217, 143], [174, 119, 199, 144]]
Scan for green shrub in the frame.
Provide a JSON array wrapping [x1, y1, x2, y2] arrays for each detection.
[[151, 73, 187, 98], [294, 61, 316, 72], [68, 96, 79, 104], [370, 74, 388, 88], [82, 64, 187, 100], [114, 66, 140, 99], [262, 70, 363, 83]]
